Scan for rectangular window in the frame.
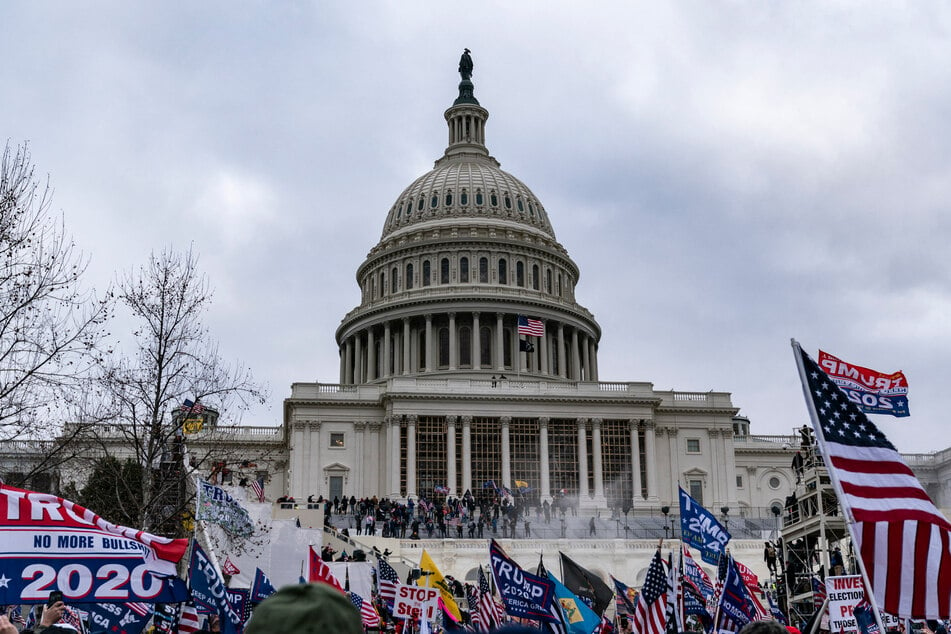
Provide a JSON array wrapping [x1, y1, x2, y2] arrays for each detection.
[[330, 433, 345, 448], [686, 438, 701, 454], [736, 475, 744, 488], [689, 479, 703, 505]]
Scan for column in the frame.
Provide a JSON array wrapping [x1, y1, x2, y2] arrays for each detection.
[[577, 418, 590, 500], [368, 422, 382, 495], [539, 417, 551, 502], [540, 326, 549, 375], [519, 327, 528, 373], [708, 429, 721, 507], [592, 418, 605, 503], [424, 314, 433, 373], [495, 313, 505, 371], [354, 422, 366, 497], [367, 327, 376, 382], [589, 338, 599, 381], [581, 335, 590, 380], [630, 420, 643, 501], [402, 318, 411, 375], [667, 427, 680, 503], [383, 322, 392, 378], [344, 338, 353, 385], [644, 420, 659, 501], [389, 416, 401, 498], [461, 416, 473, 493], [472, 312, 481, 369], [570, 328, 581, 381], [339, 344, 346, 383], [723, 426, 739, 507], [354, 333, 363, 384], [500, 416, 511, 489], [447, 416, 457, 495], [557, 323, 567, 378], [448, 312, 458, 370], [406, 415, 417, 500]]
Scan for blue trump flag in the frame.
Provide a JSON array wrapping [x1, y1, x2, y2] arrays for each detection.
[[547, 572, 600, 634], [188, 542, 244, 634], [489, 540, 558, 623], [679, 486, 731, 565], [251, 568, 276, 603]]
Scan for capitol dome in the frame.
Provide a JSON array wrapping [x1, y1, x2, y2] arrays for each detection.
[[335, 53, 601, 384]]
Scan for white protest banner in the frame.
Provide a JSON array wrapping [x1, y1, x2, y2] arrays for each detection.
[[392, 585, 439, 622], [828, 575, 866, 633]]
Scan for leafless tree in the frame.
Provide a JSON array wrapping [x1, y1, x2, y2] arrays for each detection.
[[84, 247, 269, 534], [0, 141, 110, 443]]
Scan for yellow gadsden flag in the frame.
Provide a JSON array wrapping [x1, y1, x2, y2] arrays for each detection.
[[417, 549, 462, 622]]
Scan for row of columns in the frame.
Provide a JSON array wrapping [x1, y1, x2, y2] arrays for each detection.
[[375, 416, 660, 505], [338, 312, 599, 384]]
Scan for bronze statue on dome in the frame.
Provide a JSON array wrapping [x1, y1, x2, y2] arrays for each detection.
[[459, 48, 473, 81]]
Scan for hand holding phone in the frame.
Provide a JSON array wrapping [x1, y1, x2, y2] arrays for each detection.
[[47, 590, 63, 607]]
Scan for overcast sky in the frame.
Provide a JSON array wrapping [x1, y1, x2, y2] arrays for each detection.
[[2, 3, 949, 453]]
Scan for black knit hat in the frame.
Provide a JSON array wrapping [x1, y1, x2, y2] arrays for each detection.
[[244, 583, 362, 634]]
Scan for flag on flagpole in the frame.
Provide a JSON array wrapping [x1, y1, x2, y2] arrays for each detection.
[[349, 591, 381, 628], [308, 546, 345, 593], [812, 577, 827, 612], [376, 557, 401, 607], [633, 549, 670, 634], [251, 568, 277, 604], [559, 552, 614, 617], [222, 556, 240, 576], [418, 550, 463, 622], [177, 605, 201, 634], [249, 477, 266, 503], [517, 315, 545, 336], [477, 567, 504, 630], [612, 576, 638, 618], [536, 556, 569, 634], [714, 555, 759, 633], [793, 342, 951, 619]]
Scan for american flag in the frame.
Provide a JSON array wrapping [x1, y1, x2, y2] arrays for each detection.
[[377, 556, 402, 606], [477, 566, 504, 630], [795, 344, 951, 619], [177, 605, 201, 634], [713, 555, 757, 634], [537, 558, 568, 634], [633, 549, 670, 634], [349, 591, 381, 628], [812, 576, 827, 612], [467, 583, 485, 631], [127, 602, 151, 617], [60, 606, 87, 633], [682, 545, 714, 600], [517, 315, 544, 337], [250, 477, 265, 502]]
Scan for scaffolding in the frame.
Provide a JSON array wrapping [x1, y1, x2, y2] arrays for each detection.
[[779, 439, 856, 627]]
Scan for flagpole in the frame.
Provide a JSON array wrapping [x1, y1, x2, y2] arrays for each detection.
[[790, 340, 888, 634]]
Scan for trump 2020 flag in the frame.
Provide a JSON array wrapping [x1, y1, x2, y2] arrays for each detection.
[[489, 540, 558, 623], [195, 481, 254, 537], [793, 341, 951, 619], [188, 542, 244, 634], [251, 568, 276, 603], [679, 485, 731, 565], [0, 484, 188, 605]]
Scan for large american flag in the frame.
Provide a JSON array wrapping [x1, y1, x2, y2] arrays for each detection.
[[177, 604, 201, 634], [795, 344, 951, 619], [812, 576, 827, 612], [633, 549, 670, 634], [250, 477, 265, 502], [377, 557, 402, 606], [349, 591, 381, 628], [517, 315, 545, 337]]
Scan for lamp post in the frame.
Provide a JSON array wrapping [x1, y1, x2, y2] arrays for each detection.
[[661, 505, 671, 539], [721, 506, 730, 533]]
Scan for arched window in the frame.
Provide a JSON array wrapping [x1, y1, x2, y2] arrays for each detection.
[[480, 326, 492, 368], [503, 327, 512, 368], [479, 257, 489, 283], [517, 198, 524, 212], [516, 261, 525, 287], [371, 276, 376, 299], [406, 263, 414, 290], [422, 261, 431, 286], [504, 194, 512, 209], [459, 326, 472, 367], [529, 202, 535, 217], [546, 269, 552, 294], [391, 267, 398, 294], [476, 190, 484, 206], [417, 197, 424, 211], [380, 271, 386, 296], [461, 190, 468, 205], [498, 258, 508, 285], [557, 273, 562, 296], [438, 327, 450, 368], [445, 191, 453, 206], [460, 257, 469, 283], [490, 192, 498, 207], [431, 193, 438, 208], [396, 205, 402, 220], [406, 200, 413, 216], [532, 264, 539, 290], [440, 258, 450, 284]]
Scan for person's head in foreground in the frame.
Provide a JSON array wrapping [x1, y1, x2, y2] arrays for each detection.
[[739, 621, 790, 634], [244, 583, 362, 634]]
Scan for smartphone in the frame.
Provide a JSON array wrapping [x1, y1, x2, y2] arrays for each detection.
[[47, 590, 63, 607]]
